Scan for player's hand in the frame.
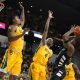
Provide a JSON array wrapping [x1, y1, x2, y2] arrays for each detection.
[[48, 10, 54, 19], [71, 24, 80, 28], [23, 28, 30, 35], [19, 2, 24, 9], [71, 25, 80, 32], [70, 26, 75, 32]]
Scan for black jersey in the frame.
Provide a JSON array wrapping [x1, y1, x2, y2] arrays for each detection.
[[54, 48, 70, 68], [51, 48, 70, 80]]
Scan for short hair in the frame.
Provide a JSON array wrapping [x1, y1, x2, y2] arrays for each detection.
[[11, 14, 19, 20], [9, 14, 19, 25], [46, 38, 53, 46], [46, 38, 53, 42]]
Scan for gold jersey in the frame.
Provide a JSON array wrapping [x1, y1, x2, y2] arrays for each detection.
[[8, 26, 24, 52], [33, 45, 53, 66], [64, 63, 76, 80]]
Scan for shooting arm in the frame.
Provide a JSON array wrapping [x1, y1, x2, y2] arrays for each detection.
[[63, 28, 75, 56], [63, 28, 74, 41]]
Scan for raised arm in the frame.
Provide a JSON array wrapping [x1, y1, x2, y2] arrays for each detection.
[[19, 2, 25, 27], [63, 27, 75, 41], [39, 10, 53, 46], [63, 27, 75, 56]]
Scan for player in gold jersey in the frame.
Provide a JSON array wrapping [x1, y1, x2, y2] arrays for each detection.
[[64, 58, 80, 80], [28, 10, 54, 80], [0, 2, 29, 80]]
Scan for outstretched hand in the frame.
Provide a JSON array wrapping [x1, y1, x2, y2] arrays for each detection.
[[23, 28, 30, 35], [48, 10, 54, 19], [70, 27, 75, 32], [71, 25, 80, 32], [19, 2, 24, 9]]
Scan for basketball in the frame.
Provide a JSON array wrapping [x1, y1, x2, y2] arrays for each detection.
[[74, 27, 80, 36]]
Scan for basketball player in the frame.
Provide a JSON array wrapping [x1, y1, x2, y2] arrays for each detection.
[[50, 27, 76, 80], [0, 2, 29, 80], [28, 10, 54, 80], [64, 58, 80, 80]]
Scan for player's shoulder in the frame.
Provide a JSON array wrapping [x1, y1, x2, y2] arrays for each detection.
[[8, 25, 16, 32], [8, 25, 14, 29]]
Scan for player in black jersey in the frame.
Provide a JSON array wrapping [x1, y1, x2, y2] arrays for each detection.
[[51, 27, 76, 80]]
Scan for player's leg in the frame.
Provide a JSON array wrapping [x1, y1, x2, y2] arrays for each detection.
[[28, 62, 40, 80], [39, 65, 46, 80], [9, 52, 23, 80], [5, 50, 18, 80]]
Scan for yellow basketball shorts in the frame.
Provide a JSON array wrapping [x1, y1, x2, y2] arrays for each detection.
[[28, 62, 46, 80], [64, 78, 76, 80], [5, 49, 23, 76]]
